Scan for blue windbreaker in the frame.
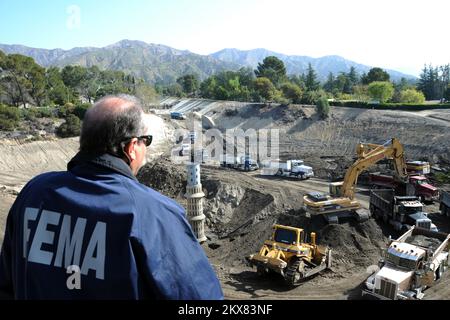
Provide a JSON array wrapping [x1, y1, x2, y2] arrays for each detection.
[[0, 152, 223, 300]]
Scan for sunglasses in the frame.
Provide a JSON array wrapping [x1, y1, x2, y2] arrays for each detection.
[[123, 135, 153, 147]]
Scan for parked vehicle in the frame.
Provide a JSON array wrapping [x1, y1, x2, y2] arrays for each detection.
[[369, 173, 439, 202], [220, 155, 259, 171], [170, 112, 186, 120], [363, 227, 450, 300], [262, 160, 314, 180], [369, 189, 438, 232]]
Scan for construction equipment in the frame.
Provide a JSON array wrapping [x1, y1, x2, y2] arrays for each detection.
[[246, 224, 331, 285], [220, 154, 259, 171], [406, 161, 431, 175], [261, 160, 314, 180], [441, 191, 450, 217], [369, 189, 438, 232], [362, 226, 450, 300], [369, 174, 439, 202], [303, 138, 408, 223]]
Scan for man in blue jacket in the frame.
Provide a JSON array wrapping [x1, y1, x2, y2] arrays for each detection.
[[0, 94, 224, 300]]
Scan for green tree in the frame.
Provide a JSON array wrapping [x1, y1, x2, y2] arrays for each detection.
[[304, 63, 320, 92], [418, 64, 439, 100], [316, 97, 330, 119], [252, 77, 281, 102], [176, 74, 199, 96], [0, 104, 21, 130], [280, 82, 303, 104], [0, 54, 38, 107], [134, 81, 158, 108], [27, 62, 46, 106], [398, 89, 426, 103], [362, 67, 390, 84], [445, 84, 450, 101], [200, 76, 217, 99], [346, 66, 359, 92], [255, 56, 287, 87], [302, 89, 327, 105], [323, 72, 335, 93], [46, 67, 71, 105], [56, 114, 81, 138], [162, 83, 184, 97], [367, 81, 394, 103], [353, 85, 369, 101]]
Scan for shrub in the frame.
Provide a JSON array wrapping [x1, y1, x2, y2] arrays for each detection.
[[367, 81, 394, 103], [434, 172, 450, 184], [331, 101, 450, 110], [56, 114, 81, 138], [280, 82, 303, 104], [398, 89, 426, 104], [57, 102, 75, 118], [0, 104, 21, 131], [302, 89, 328, 105], [316, 97, 330, 119], [73, 103, 91, 120], [21, 107, 56, 120]]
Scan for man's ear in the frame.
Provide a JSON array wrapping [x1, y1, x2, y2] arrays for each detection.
[[123, 138, 138, 161]]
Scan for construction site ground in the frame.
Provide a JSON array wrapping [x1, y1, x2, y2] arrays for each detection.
[[1, 101, 450, 300]]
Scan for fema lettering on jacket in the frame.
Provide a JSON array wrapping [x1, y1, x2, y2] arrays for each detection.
[[23, 208, 106, 280]]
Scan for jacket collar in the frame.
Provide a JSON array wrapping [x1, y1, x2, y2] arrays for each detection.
[[68, 152, 138, 181]]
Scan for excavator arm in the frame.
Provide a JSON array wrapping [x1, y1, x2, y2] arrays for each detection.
[[341, 138, 408, 199]]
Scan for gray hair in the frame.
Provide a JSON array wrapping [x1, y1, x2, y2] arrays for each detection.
[[80, 94, 147, 155]]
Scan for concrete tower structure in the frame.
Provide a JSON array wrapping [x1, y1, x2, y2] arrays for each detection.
[[185, 132, 207, 243]]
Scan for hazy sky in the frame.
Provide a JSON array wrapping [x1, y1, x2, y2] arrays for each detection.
[[0, 0, 448, 76]]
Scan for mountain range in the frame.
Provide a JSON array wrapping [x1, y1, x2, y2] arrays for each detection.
[[0, 40, 416, 84]]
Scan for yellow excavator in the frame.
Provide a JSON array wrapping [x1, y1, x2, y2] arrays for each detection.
[[303, 138, 409, 223]]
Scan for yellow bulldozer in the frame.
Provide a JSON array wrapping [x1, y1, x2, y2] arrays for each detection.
[[246, 224, 332, 285]]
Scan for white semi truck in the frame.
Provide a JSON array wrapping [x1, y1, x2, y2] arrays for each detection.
[[262, 160, 314, 180], [363, 226, 450, 300]]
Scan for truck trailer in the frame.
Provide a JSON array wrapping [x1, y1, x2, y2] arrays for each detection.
[[369, 173, 439, 202]]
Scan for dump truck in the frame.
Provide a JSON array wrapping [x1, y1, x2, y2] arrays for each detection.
[[362, 227, 450, 300], [369, 173, 439, 202], [406, 161, 430, 175], [369, 189, 438, 232], [246, 224, 331, 285], [441, 191, 450, 217], [261, 160, 314, 180]]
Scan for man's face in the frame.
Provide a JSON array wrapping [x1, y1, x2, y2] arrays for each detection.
[[136, 138, 148, 169]]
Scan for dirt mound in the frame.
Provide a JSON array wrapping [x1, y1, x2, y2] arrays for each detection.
[[137, 157, 187, 199]]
